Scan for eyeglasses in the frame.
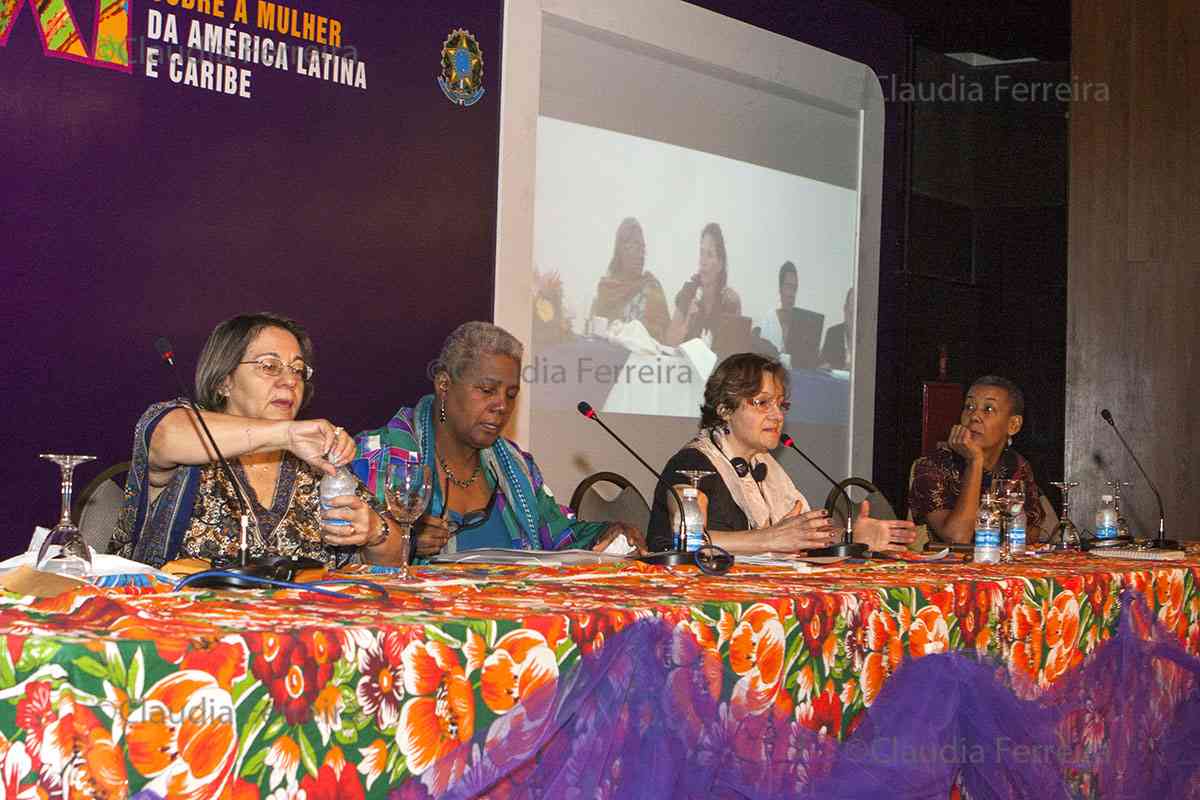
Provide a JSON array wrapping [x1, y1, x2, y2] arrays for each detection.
[[747, 397, 791, 414], [239, 356, 313, 381], [445, 486, 498, 535]]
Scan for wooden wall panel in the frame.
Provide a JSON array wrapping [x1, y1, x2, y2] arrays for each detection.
[[1067, 0, 1200, 539]]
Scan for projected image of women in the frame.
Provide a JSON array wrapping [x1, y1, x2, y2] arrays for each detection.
[[665, 222, 743, 346], [589, 217, 671, 342]]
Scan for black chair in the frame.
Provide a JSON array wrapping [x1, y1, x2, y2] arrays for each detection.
[[569, 471, 650, 532], [824, 476, 898, 528], [73, 461, 130, 554]]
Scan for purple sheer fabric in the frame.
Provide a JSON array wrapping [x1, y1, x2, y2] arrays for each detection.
[[400, 589, 1200, 799]]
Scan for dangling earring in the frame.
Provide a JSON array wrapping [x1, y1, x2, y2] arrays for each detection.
[[723, 422, 731, 435], [1007, 435, 1013, 447], [440, 400, 447, 424]]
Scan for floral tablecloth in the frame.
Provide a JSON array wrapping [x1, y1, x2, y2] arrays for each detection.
[[0, 550, 1197, 799]]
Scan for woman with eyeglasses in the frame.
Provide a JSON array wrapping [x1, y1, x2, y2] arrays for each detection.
[[353, 321, 646, 561], [647, 353, 915, 554], [109, 312, 399, 568]]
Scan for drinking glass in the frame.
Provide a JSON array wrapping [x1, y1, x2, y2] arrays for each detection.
[[1048, 481, 1081, 551], [36, 454, 97, 576], [383, 461, 432, 580]]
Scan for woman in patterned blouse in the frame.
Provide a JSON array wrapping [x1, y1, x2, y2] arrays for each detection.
[[110, 313, 400, 568], [909, 375, 1047, 544]]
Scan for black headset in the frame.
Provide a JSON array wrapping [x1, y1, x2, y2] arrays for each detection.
[[709, 428, 768, 482]]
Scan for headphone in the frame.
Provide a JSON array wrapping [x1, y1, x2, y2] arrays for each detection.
[[709, 428, 768, 482]]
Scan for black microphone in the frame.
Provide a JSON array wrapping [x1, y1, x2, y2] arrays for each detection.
[[1100, 408, 1176, 549], [576, 402, 716, 567], [155, 337, 253, 567], [779, 433, 869, 558]]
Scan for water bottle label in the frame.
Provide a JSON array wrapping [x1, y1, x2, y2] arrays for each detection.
[[1096, 525, 1117, 540], [320, 501, 352, 526], [685, 526, 705, 552], [974, 527, 1000, 548], [1008, 525, 1026, 547]]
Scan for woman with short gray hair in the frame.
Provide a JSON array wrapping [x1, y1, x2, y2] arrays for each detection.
[[354, 321, 645, 561], [110, 312, 400, 568]]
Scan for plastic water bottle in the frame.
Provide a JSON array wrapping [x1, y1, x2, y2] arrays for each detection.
[[1008, 509, 1027, 556], [1094, 494, 1118, 540], [974, 505, 1001, 564], [676, 486, 707, 552], [320, 466, 357, 527]]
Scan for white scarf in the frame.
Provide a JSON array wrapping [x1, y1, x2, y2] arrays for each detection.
[[688, 429, 809, 530]]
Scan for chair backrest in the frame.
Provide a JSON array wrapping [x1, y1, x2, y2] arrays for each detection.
[[74, 461, 130, 554], [569, 471, 650, 532], [824, 477, 898, 527]]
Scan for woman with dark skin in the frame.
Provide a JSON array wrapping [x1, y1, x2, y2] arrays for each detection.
[[910, 376, 1047, 544]]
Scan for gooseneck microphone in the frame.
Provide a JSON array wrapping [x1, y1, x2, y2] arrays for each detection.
[[576, 401, 697, 567], [780, 433, 868, 558], [155, 337, 254, 567], [1100, 408, 1176, 550]]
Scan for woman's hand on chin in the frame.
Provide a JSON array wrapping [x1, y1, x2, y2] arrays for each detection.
[[852, 500, 918, 552], [285, 419, 354, 474]]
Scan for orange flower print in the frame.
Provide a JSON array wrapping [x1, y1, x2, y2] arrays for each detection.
[[30, 690, 127, 800], [1154, 570, 1188, 642], [298, 746, 365, 800], [312, 683, 345, 747], [908, 606, 950, 659], [180, 640, 246, 692], [1043, 591, 1081, 685], [666, 620, 724, 747], [126, 670, 237, 800], [795, 594, 839, 673], [860, 605, 908, 707], [398, 640, 475, 792], [263, 735, 299, 792], [356, 739, 389, 792], [479, 630, 558, 715], [1009, 602, 1044, 686], [728, 603, 787, 718]]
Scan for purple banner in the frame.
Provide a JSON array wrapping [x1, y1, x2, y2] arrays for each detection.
[[0, 0, 503, 552]]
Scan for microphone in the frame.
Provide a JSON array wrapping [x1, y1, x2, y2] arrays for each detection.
[[576, 402, 715, 567], [155, 337, 254, 567], [779, 433, 869, 558], [1100, 409, 1176, 549]]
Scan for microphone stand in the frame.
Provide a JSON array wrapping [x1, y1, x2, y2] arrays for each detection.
[[576, 402, 702, 567], [780, 434, 869, 558], [1100, 409, 1178, 550]]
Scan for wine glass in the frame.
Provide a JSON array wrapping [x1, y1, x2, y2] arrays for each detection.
[[1048, 480, 1081, 551], [383, 460, 432, 580], [36, 454, 97, 576]]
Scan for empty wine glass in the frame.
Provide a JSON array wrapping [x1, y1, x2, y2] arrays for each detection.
[[383, 460, 432, 580], [36, 454, 97, 576], [1048, 480, 1081, 551]]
